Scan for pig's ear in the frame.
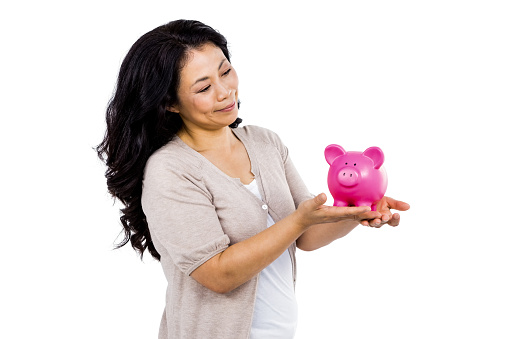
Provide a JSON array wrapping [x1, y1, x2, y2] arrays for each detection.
[[363, 147, 384, 169], [325, 144, 346, 165]]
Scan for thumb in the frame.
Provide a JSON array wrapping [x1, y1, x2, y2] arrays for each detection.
[[312, 193, 327, 207], [386, 197, 411, 211]]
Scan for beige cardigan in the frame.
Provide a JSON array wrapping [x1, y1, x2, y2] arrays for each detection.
[[141, 125, 313, 338]]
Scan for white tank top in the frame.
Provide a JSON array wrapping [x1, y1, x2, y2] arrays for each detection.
[[244, 179, 298, 338]]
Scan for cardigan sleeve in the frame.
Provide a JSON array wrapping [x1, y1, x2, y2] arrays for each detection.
[[141, 154, 230, 276], [283, 154, 315, 208], [259, 126, 314, 208]]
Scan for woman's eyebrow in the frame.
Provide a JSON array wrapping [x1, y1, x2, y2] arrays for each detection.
[[191, 58, 227, 87]]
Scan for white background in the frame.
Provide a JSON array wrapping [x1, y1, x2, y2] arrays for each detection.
[[1, 0, 508, 338]]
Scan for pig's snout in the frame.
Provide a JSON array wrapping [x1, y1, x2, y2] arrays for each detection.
[[337, 168, 359, 187]]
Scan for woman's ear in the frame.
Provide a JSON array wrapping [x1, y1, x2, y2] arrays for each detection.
[[166, 105, 179, 114]]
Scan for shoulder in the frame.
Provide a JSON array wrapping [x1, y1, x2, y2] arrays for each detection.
[[144, 137, 203, 184]]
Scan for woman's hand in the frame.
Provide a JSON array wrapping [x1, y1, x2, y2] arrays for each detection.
[[360, 196, 410, 228], [294, 193, 381, 230], [296, 193, 382, 251]]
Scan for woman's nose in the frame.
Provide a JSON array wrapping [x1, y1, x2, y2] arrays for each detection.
[[217, 84, 232, 101]]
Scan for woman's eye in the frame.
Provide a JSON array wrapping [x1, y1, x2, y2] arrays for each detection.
[[198, 85, 210, 93], [223, 68, 231, 76]]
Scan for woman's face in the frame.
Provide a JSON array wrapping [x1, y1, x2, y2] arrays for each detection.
[[170, 43, 239, 132]]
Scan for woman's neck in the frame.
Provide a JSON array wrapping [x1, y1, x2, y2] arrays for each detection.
[[177, 125, 236, 154]]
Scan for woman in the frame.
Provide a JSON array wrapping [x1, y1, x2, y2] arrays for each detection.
[[97, 19, 409, 339]]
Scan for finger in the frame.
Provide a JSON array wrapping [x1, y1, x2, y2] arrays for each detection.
[[369, 218, 382, 228], [381, 212, 391, 223], [361, 220, 376, 227], [385, 197, 410, 211], [360, 211, 383, 226], [359, 217, 382, 227], [328, 206, 372, 221], [346, 206, 372, 217], [387, 213, 401, 226], [360, 211, 382, 220]]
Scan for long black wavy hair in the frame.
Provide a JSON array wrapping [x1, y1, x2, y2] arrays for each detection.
[[96, 19, 242, 260]]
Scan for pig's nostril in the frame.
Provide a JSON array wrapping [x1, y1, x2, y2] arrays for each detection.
[[338, 169, 358, 187]]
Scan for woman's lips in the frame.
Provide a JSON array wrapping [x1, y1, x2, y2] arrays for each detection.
[[217, 101, 236, 112]]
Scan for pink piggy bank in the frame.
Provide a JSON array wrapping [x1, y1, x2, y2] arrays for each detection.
[[325, 145, 388, 211]]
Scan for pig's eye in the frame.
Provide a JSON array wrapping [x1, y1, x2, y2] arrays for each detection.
[[345, 162, 348, 165], [354, 163, 357, 166]]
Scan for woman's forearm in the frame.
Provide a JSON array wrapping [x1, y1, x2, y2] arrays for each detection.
[[191, 211, 307, 294], [190, 195, 374, 293], [296, 220, 360, 251]]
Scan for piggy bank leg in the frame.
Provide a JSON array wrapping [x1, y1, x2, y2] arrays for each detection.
[[357, 201, 376, 211], [333, 200, 349, 207]]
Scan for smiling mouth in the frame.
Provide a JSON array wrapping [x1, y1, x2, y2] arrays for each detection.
[[217, 101, 236, 112]]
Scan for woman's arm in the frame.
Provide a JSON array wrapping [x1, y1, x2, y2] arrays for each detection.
[[296, 196, 411, 251], [190, 194, 376, 294], [296, 220, 360, 251]]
